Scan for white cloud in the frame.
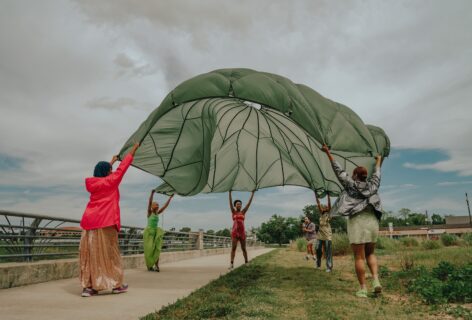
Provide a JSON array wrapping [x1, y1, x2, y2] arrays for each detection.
[[436, 181, 472, 187]]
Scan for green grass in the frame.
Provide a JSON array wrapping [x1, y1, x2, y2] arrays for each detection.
[[141, 245, 472, 320]]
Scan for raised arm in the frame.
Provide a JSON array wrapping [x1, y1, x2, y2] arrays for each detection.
[[367, 155, 382, 194], [322, 144, 353, 189], [314, 192, 323, 213], [242, 191, 255, 213], [158, 194, 174, 214], [229, 191, 234, 213], [148, 190, 155, 215], [106, 142, 140, 187]]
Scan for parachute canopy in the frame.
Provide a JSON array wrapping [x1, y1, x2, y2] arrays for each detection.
[[119, 68, 390, 197]]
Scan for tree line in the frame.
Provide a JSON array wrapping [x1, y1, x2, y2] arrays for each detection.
[[177, 207, 448, 245]]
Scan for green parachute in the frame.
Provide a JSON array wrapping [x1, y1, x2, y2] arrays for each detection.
[[119, 68, 390, 197]]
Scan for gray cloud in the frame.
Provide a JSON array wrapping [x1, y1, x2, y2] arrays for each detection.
[[1, 0, 471, 226], [86, 96, 151, 110]]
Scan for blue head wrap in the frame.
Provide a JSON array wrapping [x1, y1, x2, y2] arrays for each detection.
[[93, 161, 112, 177]]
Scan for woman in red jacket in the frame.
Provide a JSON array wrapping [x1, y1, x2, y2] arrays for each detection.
[[79, 143, 139, 297]]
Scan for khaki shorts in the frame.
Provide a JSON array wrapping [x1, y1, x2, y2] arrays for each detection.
[[307, 239, 315, 245]]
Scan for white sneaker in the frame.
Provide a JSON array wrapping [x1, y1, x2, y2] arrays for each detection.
[[326, 269, 332, 273], [304, 255, 309, 261], [229, 263, 234, 270]]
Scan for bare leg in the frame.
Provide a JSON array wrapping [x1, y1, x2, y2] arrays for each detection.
[[351, 244, 366, 289], [154, 259, 160, 272], [309, 242, 315, 256], [231, 238, 238, 264], [240, 238, 248, 263], [365, 243, 378, 279]]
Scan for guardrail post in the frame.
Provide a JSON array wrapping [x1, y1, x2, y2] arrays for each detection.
[[24, 218, 41, 262], [196, 231, 204, 250]]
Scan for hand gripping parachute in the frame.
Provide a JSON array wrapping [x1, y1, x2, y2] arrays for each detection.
[[119, 68, 390, 197]]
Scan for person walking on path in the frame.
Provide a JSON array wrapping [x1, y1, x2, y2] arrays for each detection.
[[144, 190, 174, 272], [302, 216, 317, 263], [79, 143, 140, 297], [315, 194, 333, 272], [322, 144, 383, 298], [229, 191, 255, 269]]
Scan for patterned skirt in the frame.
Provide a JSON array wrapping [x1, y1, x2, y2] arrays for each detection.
[[79, 226, 123, 291]]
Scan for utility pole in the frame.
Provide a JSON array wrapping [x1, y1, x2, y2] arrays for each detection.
[[466, 193, 472, 225]]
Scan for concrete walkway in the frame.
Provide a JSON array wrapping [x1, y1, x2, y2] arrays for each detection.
[[0, 248, 272, 320]]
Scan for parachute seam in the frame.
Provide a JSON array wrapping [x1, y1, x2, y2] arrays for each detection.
[[260, 109, 285, 185], [231, 107, 254, 190], [255, 109, 260, 187], [164, 100, 200, 172]]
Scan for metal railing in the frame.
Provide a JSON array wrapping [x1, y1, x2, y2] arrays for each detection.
[[0, 210, 260, 263]]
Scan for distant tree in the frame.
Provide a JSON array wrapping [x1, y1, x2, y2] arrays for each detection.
[[256, 215, 291, 246], [399, 208, 411, 220], [206, 229, 215, 235], [215, 228, 231, 237], [179, 227, 191, 232], [302, 204, 347, 233], [407, 212, 427, 226], [431, 214, 446, 225]]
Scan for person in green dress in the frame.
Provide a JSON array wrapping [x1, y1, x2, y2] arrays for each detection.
[[144, 190, 174, 272]]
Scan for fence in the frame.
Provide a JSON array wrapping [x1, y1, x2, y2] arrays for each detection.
[[0, 210, 259, 263]]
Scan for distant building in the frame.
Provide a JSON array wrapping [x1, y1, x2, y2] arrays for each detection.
[[445, 216, 471, 225], [379, 223, 472, 238]]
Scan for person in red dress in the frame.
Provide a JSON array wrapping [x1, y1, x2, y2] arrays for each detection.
[[228, 191, 255, 269]]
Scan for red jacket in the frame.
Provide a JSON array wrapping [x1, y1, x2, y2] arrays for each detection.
[[80, 154, 133, 231]]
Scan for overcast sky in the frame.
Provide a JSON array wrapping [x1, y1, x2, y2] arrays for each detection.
[[1, 0, 471, 230]]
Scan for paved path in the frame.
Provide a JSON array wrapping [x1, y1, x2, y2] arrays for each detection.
[[0, 248, 272, 320]]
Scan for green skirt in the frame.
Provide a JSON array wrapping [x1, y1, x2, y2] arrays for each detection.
[[143, 227, 164, 269], [347, 206, 379, 244]]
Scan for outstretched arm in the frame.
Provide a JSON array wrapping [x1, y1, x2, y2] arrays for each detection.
[[367, 155, 382, 194], [158, 194, 174, 214], [322, 144, 353, 188], [243, 191, 255, 213], [229, 191, 234, 213], [314, 192, 323, 213], [148, 190, 155, 215]]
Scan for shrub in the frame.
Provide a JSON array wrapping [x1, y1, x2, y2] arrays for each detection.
[[408, 273, 446, 304], [421, 239, 441, 250], [296, 237, 307, 252], [332, 233, 351, 255], [432, 261, 455, 281], [376, 237, 398, 250], [462, 233, 472, 246], [400, 254, 415, 271], [408, 262, 472, 304], [440, 233, 459, 246], [400, 237, 419, 247]]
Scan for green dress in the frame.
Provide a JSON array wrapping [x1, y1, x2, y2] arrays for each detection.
[[143, 213, 164, 269]]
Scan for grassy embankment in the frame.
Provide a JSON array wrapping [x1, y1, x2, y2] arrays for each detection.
[[142, 235, 472, 320]]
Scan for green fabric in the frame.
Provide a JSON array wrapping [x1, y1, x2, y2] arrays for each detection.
[[147, 213, 159, 228], [119, 68, 390, 197], [347, 206, 379, 244], [143, 225, 164, 269]]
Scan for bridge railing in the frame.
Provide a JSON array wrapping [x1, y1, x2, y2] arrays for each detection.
[[0, 210, 261, 263]]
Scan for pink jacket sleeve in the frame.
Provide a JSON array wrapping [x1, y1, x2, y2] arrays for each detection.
[[104, 154, 134, 188]]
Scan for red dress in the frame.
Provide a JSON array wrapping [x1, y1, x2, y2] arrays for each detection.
[[231, 211, 246, 240]]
